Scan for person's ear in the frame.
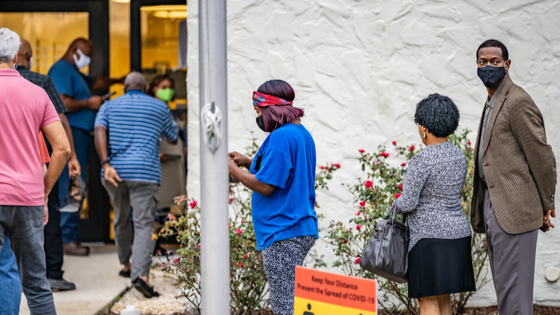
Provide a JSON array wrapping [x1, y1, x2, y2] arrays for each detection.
[[13, 53, 18, 65], [505, 59, 511, 71]]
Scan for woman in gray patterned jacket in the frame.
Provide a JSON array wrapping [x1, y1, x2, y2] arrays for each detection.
[[394, 94, 475, 315]]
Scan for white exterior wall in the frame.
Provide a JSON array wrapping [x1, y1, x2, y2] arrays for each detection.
[[187, 0, 560, 306]]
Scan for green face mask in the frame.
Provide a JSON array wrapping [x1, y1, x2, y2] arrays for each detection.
[[156, 88, 175, 102]]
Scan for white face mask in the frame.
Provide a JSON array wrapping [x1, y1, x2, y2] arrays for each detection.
[[29, 56, 33, 69], [73, 48, 91, 69]]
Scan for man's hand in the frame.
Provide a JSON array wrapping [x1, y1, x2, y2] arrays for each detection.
[[540, 209, 556, 232], [44, 196, 49, 226], [229, 152, 252, 169], [68, 155, 81, 178], [104, 164, 122, 187], [87, 95, 104, 111]]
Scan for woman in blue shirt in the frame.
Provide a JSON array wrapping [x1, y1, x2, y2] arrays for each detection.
[[229, 80, 318, 315]]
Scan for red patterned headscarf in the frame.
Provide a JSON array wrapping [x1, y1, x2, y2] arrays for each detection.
[[252, 91, 293, 107]]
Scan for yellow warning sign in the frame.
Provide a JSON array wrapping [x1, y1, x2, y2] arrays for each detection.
[[294, 266, 377, 315]]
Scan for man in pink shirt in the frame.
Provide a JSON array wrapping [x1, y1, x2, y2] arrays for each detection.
[[0, 28, 70, 315]]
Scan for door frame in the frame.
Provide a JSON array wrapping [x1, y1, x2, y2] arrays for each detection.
[[130, 0, 186, 71]]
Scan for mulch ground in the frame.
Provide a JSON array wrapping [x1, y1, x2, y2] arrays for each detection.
[[379, 305, 560, 315]]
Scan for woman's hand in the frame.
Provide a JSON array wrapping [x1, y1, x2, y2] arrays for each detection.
[[228, 158, 239, 175], [229, 152, 252, 169]]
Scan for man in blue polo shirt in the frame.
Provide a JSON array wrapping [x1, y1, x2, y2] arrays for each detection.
[[49, 38, 123, 256], [94, 72, 179, 299]]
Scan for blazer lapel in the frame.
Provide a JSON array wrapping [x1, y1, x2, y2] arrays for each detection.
[[473, 102, 486, 163], [482, 78, 514, 156]]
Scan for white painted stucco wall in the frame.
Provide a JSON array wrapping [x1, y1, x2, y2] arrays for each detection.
[[186, 0, 560, 306]]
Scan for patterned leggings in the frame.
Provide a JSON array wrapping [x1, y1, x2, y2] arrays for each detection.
[[262, 236, 316, 315]]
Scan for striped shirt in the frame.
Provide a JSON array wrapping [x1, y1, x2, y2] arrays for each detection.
[[94, 91, 179, 184]]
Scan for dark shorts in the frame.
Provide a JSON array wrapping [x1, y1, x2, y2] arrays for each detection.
[[408, 236, 476, 299]]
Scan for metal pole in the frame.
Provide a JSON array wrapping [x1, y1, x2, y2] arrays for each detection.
[[198, 0, 230, 314]]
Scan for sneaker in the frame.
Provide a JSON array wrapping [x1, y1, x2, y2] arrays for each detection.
[[133, 277, 160, 298], [119, 269, 131, 278], [48, 278, 76, 292]]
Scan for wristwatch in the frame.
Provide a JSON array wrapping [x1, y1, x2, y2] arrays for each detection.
[[100, 160, 110, 166]]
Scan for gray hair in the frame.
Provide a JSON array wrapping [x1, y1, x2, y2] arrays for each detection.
[[124, 71, 147, 91], [0, 28, 20, 63]]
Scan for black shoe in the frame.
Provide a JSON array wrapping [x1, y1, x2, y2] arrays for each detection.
[[48, 278, 76, 292], [133, 277, 160, 298], [119, 269, 131, 278]]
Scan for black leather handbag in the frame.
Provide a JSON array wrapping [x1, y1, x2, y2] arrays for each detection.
[[359, 204, 409, 283]]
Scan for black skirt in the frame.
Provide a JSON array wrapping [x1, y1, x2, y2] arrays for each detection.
[[408, 236, 476, 299]]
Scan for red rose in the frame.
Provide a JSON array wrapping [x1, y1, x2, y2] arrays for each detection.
[[358, 149, 365, 153], [392, 141, 397, 145], [174, 258, 180, 264], [364, 180, 373, 188], [399, 183, 403, 190], [355, 211, 361, 216], [380, 152, 390, 158], [409, 145, 415, 152], [319, 166, 326, 170], [359, 201, 366, 208], [229, 197, 234, 204], [401, 162, 406, 167], [354, 258, 361, 264], [356, 224, 362, 230], [243, 254, 247, 259], [395, 193, 402, 199], [237, 262, 244, 267], [198, 244, 201, 248], [189, 200, 198, 209], [236, 229, 243, 235], [333, 163, 341, 168], [468, 141, 472, 146]]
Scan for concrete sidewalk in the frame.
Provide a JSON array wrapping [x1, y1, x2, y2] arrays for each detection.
[[19, 244, 129, 315]]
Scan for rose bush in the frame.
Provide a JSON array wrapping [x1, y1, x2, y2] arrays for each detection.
[[158, 137, 339, 314], [319, 130, 489, 314]]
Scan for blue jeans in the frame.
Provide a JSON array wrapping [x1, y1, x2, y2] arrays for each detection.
[[59, 127, 92, 244], [0, 236, 22, 315], [0, 206, 56, 315]]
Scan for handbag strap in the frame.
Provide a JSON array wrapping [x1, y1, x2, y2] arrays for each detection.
[[384, 203, 408, 231]]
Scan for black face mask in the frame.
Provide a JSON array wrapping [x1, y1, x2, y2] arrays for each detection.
[[256, 116, 266, 132], [477, 65, 507, 88]]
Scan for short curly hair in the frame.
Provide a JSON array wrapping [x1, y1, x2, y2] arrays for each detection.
[[414, 94, 460, 138]]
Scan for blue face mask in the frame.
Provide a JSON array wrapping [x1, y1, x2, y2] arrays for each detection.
[[477, 65, 506, 88]]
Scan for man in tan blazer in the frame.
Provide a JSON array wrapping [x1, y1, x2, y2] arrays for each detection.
[[471, 39, 556, 315]]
